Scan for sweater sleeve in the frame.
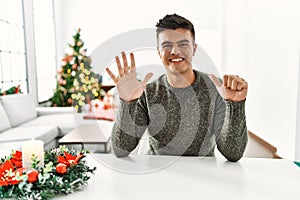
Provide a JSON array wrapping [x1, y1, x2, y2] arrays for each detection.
[[111, 95, 149, 157], [214, 97, 248, 162]]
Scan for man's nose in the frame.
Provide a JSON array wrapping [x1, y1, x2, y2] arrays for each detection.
[[170, 44, 181, 54]]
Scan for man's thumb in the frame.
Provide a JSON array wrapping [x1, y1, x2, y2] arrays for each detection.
[[141, 73, 153, 85], [208, 74, 222, 88]]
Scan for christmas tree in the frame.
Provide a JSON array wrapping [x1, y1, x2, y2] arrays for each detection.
[[49, 28, 102, 112]]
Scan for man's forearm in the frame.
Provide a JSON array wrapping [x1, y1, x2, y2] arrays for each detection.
[[216, 100, 248, 162], [111, 123, 139, 157], [111, 99, 148, 157]]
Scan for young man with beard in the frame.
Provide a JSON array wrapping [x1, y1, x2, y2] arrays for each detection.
[[106, 14, 248, 162]]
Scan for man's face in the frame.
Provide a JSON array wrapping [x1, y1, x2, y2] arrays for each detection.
[[157, 28, 197, 74]]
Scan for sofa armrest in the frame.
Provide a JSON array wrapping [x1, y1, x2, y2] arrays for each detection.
[[36, 107, 75, 116]]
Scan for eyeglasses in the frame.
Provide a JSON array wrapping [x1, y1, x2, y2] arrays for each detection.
[[159, 40, 193, 52]]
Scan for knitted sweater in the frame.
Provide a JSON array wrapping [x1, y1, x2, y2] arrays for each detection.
[[111, 70, 248, 162]]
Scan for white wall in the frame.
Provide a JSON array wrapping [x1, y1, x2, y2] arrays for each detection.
[[53, 0, 300, 160], [224, 0, 300, 160], [53, 0, 222, 72], [296, 44, 300, 161]]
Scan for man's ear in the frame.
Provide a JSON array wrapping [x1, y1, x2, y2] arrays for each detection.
[[193, 43, 197, 56], [157, 48, 162, 58]]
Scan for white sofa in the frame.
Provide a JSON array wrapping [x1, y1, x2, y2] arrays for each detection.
[[0, 94, 76, 156]]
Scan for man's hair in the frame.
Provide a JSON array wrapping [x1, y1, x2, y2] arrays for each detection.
[[156, 14, 195, 42]]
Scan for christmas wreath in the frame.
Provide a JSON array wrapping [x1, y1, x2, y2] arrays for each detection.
[[0, 146, 96, 200]]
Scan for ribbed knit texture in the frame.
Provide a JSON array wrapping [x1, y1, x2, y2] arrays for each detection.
[[111, 70, 248, 162]]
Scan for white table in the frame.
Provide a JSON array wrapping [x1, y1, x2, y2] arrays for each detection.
[[61, 115, 114, 152], [58, 124, 111, 152], [56, 154, 300, 200]]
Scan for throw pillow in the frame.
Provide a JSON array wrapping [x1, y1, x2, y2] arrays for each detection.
[[0, 94, 37, 127], [0, 102, 11, 132]]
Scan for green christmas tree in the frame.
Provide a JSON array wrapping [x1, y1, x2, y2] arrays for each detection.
[[49, 28, 102, 112]]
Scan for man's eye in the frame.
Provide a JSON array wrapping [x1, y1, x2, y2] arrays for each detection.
[[178, 43, 189, 47], [162, 44, 172, 49]]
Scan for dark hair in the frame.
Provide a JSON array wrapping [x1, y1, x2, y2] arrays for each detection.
[[156, 14, 195, 41]]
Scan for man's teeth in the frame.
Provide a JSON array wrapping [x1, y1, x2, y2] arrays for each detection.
[[170, 58, 183, 62]]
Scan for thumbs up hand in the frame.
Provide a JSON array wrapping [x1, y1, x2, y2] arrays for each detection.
[[209, 74, 248, 102]]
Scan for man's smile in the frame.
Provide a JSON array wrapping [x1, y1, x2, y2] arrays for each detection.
[[168, 57, 185, 63]]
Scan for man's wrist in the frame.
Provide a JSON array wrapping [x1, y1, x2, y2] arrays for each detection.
[[119, 97, 139, 104]]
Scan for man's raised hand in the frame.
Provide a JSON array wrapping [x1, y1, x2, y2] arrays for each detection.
[[106, 52, 153, 102], [209, 74, 248, 102]]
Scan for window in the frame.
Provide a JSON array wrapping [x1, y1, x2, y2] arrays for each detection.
[[0, 0, 27, 94], [33, 0, 56, 102]]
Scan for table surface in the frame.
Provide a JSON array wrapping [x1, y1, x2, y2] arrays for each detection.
[[56, 154, 300, 200]]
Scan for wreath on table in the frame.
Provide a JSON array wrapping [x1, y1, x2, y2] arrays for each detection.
[[0, 146, 96, 200]]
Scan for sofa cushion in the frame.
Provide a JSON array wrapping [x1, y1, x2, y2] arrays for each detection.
[[0, 94, 37, 127], [0, 125, 58, 145], [20, 113, 76, 136], [36, 107, 75, 116], [0, 102, 11, 132]]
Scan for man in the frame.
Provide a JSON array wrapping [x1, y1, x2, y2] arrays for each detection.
[[106, 14, 248, 162]]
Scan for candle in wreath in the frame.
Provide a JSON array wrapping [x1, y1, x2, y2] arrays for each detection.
[[22, 139, 44, 168]]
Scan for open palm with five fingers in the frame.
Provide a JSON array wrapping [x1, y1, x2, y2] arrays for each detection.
[[106, 52, 153, 102], [209, 74, 248, 102]]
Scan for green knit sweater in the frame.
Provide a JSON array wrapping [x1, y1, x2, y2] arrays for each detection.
[[111, 70, 248, 162]]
